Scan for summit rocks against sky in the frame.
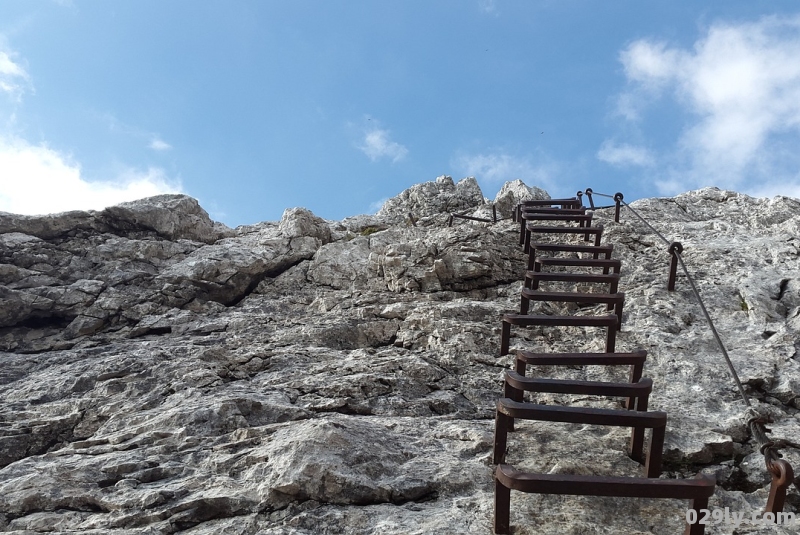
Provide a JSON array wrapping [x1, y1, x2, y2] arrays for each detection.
[[1, 176, 800, 534]]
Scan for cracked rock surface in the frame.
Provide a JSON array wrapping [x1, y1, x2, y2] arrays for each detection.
[[1, 179, 798, 534]]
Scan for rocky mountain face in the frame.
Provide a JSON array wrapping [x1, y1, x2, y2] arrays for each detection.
[[1, 175, 799, 534]]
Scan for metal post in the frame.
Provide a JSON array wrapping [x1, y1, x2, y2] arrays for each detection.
[[500, 321, 511, 356], [494, 474, 511, 534], [614, 192, 623, 223], [585, 188, 595, 209], [576, 190, 583, 207], [668, 242, 683, 291]]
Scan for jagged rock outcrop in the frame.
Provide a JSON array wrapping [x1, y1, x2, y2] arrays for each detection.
[[0, 200, 341, 349], [492, 179, 550, 219], [0, 194, 231, 243], [378, 175, 486, 223], [1, 181, 798, 534]]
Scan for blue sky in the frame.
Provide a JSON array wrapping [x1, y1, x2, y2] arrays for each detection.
[[2, 1, 800, 227]]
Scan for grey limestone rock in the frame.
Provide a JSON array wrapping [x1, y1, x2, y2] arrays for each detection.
[[0, 182, 799, 534], [100, 194, 233, 244], [492, 179, 551, 219], [378, 175, 486, 223], [0, 194, 231, 244], [278, 207, 333, 244]]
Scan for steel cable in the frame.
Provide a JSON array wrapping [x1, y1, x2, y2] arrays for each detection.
[[674, 251, 750, 406], [580, 188, 797, 471], [619, 200, 672, 247]]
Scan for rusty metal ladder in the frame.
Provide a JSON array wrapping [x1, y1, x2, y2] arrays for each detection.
[[495, 198, 718, 534]]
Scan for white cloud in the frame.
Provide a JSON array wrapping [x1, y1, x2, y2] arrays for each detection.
[[99, 113, 174, 151], [357, 120, 408, 163], [596, 140, 654, 167], [0, 136, 182, 215], [368, 197, 388, 214], [0, 52, 26, 79], [614, 15, 800, 196], [149, 138, 172, 151], [0, 42, 180, 215], [621, 41, 687, 90], [0, 49, 31, 101], [479, 0, 498, 15], [747, 180, 800, 200], [452, 150, 558, 191]]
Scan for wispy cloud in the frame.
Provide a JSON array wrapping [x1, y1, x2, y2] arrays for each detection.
[[0, 48, 31, 101], [99, 112, 174, 152], [0, 136, 182, 215], [451, 149, 559, 191], [621, 40, 686, 91], [450, 149, 572, 198], [745, 176, 800, 200], [356, 118, 408, 163], [368, 197, 388, 214], [596, 140, 654, 167], [609, 15, 800, 197], [479, 0, 498, 15], [149, 138, 172, 151]]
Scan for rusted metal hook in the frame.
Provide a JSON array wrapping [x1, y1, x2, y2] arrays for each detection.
[[765, 458, 794, 517]]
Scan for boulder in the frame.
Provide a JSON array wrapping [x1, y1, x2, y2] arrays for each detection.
[[278, 207, 332, 244], [100, 194, 232, 243], [493, 178, 551, 218], [378, 175, 486, 222]]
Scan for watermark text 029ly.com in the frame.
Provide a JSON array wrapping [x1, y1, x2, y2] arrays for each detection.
[[687, 508, 797, 527]]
